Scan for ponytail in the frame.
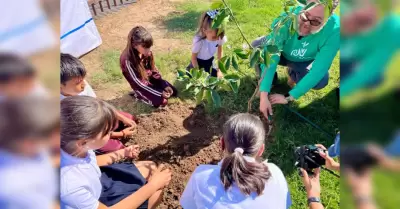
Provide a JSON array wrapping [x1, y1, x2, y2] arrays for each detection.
[[220, 113, 271, 196], [220, 147, 270, 196]]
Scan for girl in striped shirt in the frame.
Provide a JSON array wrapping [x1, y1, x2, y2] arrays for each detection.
[[120, 26, 177, 108]]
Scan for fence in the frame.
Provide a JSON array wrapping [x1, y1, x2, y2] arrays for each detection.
[[88, 0, 137, 19]]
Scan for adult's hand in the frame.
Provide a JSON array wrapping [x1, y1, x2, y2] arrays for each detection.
[[260, 92, 273, 121], [316, 144, 340, 171], [300, 168, 321, 198], [345, 168, 376, 209], [270, 94, 288, 105]]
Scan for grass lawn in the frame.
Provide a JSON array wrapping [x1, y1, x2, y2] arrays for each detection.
[[92, 0, 341, 208]]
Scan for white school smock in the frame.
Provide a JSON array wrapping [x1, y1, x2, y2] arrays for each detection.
[[192, 35, 228, 60], [0, 0, 56, 56], [60, 0, 102, 57], [180, 157, 292, 209], [0, 149, 57, 209], [60, 149, 102, 209]]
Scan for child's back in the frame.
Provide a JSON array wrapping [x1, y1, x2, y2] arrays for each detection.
[[181, 162, 290, 209], [181, 113, 291, 209]]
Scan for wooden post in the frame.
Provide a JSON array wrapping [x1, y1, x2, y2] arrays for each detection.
[[120, 0, 123, 5], [91, 3, 97, 16], [106, 0, 111, 9], [113, 0, 117, 6], [99, 0, 104, 12]]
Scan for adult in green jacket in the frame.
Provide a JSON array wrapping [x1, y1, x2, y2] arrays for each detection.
[[252, 0, 340, 120]]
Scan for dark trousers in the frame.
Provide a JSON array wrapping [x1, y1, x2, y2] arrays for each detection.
[[186, 56, 218, 77]]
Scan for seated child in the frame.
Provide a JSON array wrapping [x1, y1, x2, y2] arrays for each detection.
[[0, 97, 59, 208], [0, 52, 48, 100], [186, 10, 228, 78], [60, 96, 171, 209], [120, 26, 177, 108], [180, 113, 291, 209], [60, 53, 136, 153]]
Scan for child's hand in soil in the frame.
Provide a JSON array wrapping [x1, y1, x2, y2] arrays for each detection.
[[162, 91, 171, 99], [164, 86, 174, 95], [124, 145, 140, 159], [122, 126, 136, 138], [121, 116, 137, 128], [148, 164, 172, 190]]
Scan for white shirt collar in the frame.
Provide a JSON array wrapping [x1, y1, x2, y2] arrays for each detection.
[[218, 156, 267, 166], [60, 149, 92, 166]]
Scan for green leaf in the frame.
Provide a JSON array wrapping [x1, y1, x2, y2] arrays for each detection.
[[224, 74, 241, 81], [210, 1, 223, 9], [303, 2, 318, 11], [234, 49, 248, 59], [218, 60, 227, 74], [210, 90, 221, 107], [196, 88, 205, 105], [249, 48, 261, 68], [290, 16, 296, 36], [186, 83, 193, 89], [266, 45, 279, 54], [212, 10, 229, 29], [229, 80, 239, 93], [284, 5, 289, 13], [204, 89, 213, 105], [232, 55, 239, 71], [225, 57, 231, 71], [286, 0, 296, 6], [263, 50, 270, 68], [177, 69, 186, 77], [218, 80, 232, 91], [206, 77, 219, 86], [221, 56, 228, 64], [323, 3, 330, 21]]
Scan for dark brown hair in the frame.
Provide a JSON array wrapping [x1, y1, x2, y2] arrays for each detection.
[[60, 96, 118, 153], [220, 113, 271, 196], [0, 96, 59, 148], [196, 11, 225, 40], [125, 26, 156, 81]]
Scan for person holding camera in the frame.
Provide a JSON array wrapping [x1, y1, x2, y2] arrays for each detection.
[[300, 144, 339, 209]]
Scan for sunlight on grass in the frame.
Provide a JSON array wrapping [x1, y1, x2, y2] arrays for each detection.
[[91, 50, 124, 86]]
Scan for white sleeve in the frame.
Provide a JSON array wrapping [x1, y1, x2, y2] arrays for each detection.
[[192, 36, 202, 54], [82, 80, 97, 98], [219, 36, 228, 46], [61, 186, 99, 209], [266, 163, 291, 209], [180, 171, 197, 209]]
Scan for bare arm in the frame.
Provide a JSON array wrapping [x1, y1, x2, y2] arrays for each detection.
[[217, 45, 223, 61], [96, 149, 126, 166], [191, 53, 199, 69]]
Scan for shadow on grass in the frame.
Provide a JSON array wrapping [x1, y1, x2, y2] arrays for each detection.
[[162, 10, 202, 33], [105, 94, 155, 116]]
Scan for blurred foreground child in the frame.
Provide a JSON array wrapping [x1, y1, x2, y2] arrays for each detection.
[[0, 97, 59, 209], [60, 53, 137, 153], [0, 53, 47, 100], [180, 113, 291, 209]]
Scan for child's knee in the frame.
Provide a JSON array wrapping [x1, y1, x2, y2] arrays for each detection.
[[136, 161, 157, 179]]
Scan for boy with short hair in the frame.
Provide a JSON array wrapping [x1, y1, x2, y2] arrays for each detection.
[[60, 53, 137, 153], [0, 52, 47, 100]]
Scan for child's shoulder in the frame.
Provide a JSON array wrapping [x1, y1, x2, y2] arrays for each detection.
[[192, 35, 204, 44]]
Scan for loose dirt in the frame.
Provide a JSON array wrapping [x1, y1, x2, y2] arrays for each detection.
[[128, 103, 227, 208]]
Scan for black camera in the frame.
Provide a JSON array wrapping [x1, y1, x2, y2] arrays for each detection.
[[341, 145, 378, 174], [294, 145, 326, 176]]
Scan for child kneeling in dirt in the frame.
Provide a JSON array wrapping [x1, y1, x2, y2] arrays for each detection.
[[60, 96, 172, 209], [60, 53, 137, 154], [180, 113, 291, 209], [120, 26, 178, 108], [186, 10, 228, 78]]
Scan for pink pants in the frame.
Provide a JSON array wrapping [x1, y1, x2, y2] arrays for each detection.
[[97, 111, 136, 153]]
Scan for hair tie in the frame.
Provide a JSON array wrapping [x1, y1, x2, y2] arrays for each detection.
[[234, 147, 244, 154], [206, 9, 219, 19]]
